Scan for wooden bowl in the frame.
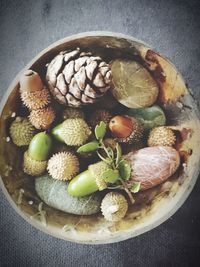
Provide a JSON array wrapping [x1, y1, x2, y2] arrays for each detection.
[[0, 32, 200, 244]]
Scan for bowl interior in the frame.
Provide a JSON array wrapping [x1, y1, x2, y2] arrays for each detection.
[[0, 32, 200, 244]]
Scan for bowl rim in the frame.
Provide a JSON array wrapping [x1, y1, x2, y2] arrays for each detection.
[[0, 31, 200, 245]]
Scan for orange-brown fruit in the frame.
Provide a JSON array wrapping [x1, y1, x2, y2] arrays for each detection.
[[20, 70, 43, 93], [109, 115, 143, 144], [29, 106, 55, 130]]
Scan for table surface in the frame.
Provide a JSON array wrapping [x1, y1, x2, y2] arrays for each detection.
[[0, 0, 200, 266]]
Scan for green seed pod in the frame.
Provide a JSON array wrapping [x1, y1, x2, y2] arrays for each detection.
[[68, 161, 109, 197], [127, 105, 166, 129], [28, 132, 52, 161]]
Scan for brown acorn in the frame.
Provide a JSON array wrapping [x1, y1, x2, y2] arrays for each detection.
[[29, 107, 55, 130], [109, 115, 144, 144], [20, 70, 43, 93]]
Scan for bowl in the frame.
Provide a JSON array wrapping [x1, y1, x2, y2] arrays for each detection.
[[0, 32, 200, 244]]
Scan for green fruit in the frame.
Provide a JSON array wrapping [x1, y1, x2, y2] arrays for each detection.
[[51, 124, 65, 142], [127, 105, 166, 129], [35, 174, 102, 215], [28, 132, 52, 161]]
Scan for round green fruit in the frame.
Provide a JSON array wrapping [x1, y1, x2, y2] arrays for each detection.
[[28, 132, 52, 161], [51, 124, 65, 142]]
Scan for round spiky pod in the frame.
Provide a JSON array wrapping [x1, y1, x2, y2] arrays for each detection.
[[10, 117, 35, 146], [60, 118, 91, 146], [23, 151, 47, 176], [29, 106, 55, 130], [47, 152, 79, 181], [20, 87, 51, 110], [109, 116, 144, 144], [88, 161, 108, 191], [148, 126, 176, 147], [89, 109, 112, 128], [62, 107, 85, 120], [101, 192, 128, 222]]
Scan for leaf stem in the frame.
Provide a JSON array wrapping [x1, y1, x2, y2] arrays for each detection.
[[119, 178, 135, 204]]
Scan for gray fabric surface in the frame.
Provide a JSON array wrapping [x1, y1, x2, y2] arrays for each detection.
[[0, 0, 200, 266]]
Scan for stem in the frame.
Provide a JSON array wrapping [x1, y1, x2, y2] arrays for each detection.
[[119, 178, 135, 204]]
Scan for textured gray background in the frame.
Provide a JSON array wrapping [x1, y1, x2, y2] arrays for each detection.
[[0, 0, 200, 266]]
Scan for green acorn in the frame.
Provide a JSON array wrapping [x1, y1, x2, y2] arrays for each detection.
[[23, 151, 47, 176], [10, 117, 35, 146], [101, 192, 128, 222], [62, 107, 85, 120], [52, 118, 91, 146]]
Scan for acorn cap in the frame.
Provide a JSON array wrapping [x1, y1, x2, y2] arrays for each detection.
[[101, 192, 128, 222], [148, 126, 176, 147], [89, 109, 112, 128], [47, 152, 80, 181], [62, 107, 85, 120], [60, 118, 91, 146], [88, 161, 108, 191], [23, 151, 47, 176], [20, 70, 43, 92], [10, 117, 35, 146], [29, 106, 55, 130], [20, 87, 51, 110]]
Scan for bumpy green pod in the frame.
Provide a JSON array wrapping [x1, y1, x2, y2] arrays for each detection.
[[35, 174, 102, 215], [127, 105, 166, 129], [28, 132, 52, 161]]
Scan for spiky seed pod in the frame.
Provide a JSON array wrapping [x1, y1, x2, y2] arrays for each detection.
[[10, 117, 35, 146], [29, 106, 55, 130], [20, 70, 43, 93], [109, 115, 144, 144], [89, 109, 112, 128], [101, 192, 128, 222], [20, 87, 51, 110], [62, 107, 85, 120], [60, 118, 91, 146], [88, 161, 108, 190], [148, 126, 176, 147], [23, 151, 47, 176], [47, 152, 79, 181]]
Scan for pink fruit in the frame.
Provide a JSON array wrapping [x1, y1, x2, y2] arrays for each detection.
[[124, 146, 180, 190]]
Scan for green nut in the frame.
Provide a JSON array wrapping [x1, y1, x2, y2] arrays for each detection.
[[127, 105, 166, 129], [51, 124, 65, 142], [67, 169, 99, 197], [28, 132, 52, 161]]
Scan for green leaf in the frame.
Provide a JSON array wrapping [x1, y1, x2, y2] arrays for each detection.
[[115, 143, 122, 165], [77, 141, 99, 153], [119, 160, 131, 180], [130, 182, 141, 193], [107, 147, 114, 159], [101, 169, 120, 184], [95, 121, 106, 140]]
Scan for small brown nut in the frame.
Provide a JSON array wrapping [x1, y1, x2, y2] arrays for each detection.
[[20, 70, 43, 92]]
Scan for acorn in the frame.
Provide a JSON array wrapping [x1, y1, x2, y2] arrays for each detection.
[[20, 87, 50, 110], [62, 107, 85, 120], [23, 151, 47, 176], [29, 106, 55, 130], [109, 115, 144, 144], [9, 117, 35, 146], [89, 109, 112, 128], [47, 152, 80, 181], [88, 161, 109, 191], [101, 192, 128, 222], [19, 70, 43, 93], [52, 118, 91, 146], [148, 126, 176, 147]]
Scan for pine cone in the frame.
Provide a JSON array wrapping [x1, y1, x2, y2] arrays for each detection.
[[46, 48, 111, 107]]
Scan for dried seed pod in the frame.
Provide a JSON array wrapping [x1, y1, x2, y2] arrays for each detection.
[[20, 70, 43, 92], [62, 107, 85, 120], [148, 126, 176, 147], [47, 152, 79, 181], [20, 87, 51, 110], [23, 151, 47, 176], [89, 109, 112, 128], [109, 115, 144, 144], [10, 117, 35, 146], [29, 106, 55, 130], [101, 192, 128, 222]]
